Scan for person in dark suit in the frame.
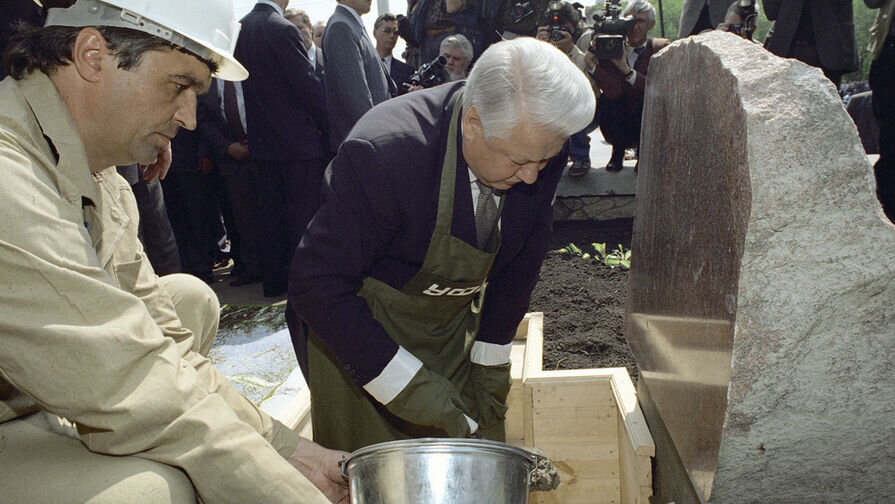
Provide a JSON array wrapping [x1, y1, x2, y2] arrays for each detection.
[[236, 0, 328, 297], [201, 79, 263, 286], [323, 0, 393, 153], [865, 0, 895, 223], [160, 101, 221, 284], [588, 0, 669, 172], [763, 0, 859, 88], [285, 8, 325, 77], [287, 38, 596, 452], [374, 13, 415, 94], [679, 0, 730, 37], [116, 165, 182, 276]]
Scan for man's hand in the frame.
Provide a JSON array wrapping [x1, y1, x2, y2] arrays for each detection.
[[288, 438, 350, 504], [611, 56, 631, 76], [225, 140, 249, 161], [140, 142, 172, 182], [536, 26, 574, 54], [584, 50, 597, 73], [197, 157, 214, 175]]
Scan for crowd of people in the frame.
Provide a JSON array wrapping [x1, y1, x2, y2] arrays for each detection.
[[110, 0, 895, 290], [0, 0, 892, 502], [4, 0, 889, 298]]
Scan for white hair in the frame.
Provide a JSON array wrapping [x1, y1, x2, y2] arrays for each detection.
[[623, 0, 656, 25], [463, 37, 596, 141], [440, 34, 474, 64]]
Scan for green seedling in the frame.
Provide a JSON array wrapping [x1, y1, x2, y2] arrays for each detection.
[[559, 241, 631, 269]]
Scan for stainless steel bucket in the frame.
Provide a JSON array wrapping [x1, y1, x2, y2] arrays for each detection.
[[341, 438, 537, 504]]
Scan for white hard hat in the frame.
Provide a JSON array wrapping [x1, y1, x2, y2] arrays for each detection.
[[44, 0, 248, 81]]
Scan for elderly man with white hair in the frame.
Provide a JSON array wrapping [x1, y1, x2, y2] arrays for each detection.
[[440, 33, 474, 80], [288, 37, 596, 452]]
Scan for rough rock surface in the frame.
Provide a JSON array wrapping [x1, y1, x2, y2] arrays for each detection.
[[628, 31, 895, 503]]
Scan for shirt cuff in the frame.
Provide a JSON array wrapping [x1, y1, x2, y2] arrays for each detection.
[[470, 340, 513, 366], [269, 418, 302, 458], [625, 69, 637, 85], [464, 414, 479, 434], [363, 346, 424, 404]]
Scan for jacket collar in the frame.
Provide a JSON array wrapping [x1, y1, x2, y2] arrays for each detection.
[[255, 0, 284, 16], [18, 71, 99, 206]]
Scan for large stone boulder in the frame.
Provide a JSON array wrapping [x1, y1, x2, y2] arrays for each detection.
[[625, 31, 895, 503]]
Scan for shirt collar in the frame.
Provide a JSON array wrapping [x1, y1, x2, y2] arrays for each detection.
[[257, 0, 284, 16], [337, 3, 364, 27], [18, 71, 99, 205]]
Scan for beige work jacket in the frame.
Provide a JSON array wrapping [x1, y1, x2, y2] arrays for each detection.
[[0, 72, 329, 503]]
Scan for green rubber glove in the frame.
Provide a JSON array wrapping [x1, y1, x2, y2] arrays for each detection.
[[465, 362, 512, 441], [384, 365, 476, 438]]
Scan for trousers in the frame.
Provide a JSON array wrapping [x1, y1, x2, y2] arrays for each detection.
[[0, 274, 219, 503]]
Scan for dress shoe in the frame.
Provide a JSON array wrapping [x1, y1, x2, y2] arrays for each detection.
[[605, 159, 624, 172]]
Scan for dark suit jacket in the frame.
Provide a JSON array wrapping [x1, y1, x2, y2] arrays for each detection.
[[235, 3, 327, 162], [389, 57, 415, 94], [323, 4, 392, 152], [592, 38, 670, 102], [763, 0, 859, 73], [288, 82, 567, 385], [199, 81, 247, 176], [678, 0, 730, 37]]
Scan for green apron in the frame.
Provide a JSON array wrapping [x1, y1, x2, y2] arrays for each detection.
[[307, 92, 506, 452]]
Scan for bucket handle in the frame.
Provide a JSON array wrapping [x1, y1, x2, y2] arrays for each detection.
[[340, 455, 349, 480]]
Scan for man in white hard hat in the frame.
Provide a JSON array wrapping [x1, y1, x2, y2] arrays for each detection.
[[0, 1, 349, 502]]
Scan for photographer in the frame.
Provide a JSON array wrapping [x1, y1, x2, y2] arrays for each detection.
[[585, 0, 668, 172], [716, 0, 759, 41], [536, 1, 601, 176]]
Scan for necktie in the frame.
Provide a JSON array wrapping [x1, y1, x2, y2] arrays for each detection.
[[223, 80, 246, 140], [475, 180, 498, 249]]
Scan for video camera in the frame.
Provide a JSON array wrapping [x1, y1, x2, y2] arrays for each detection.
[[730, 0, 758, 40], [510, 1, 536, 24], [408, 55, 450, 89], [588, 0, 635, 60]]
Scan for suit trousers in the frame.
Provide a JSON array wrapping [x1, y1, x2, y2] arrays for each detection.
[[131, 178, 182, 276], [218, 158, 262, 277], [598, 95, 643, 157], [162, 169, 221, 280], [0, 274, 218, 503], [253, 158, 327, 295], [870, 37, 895, 223]]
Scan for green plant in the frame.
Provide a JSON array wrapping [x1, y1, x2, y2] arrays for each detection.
[[558, 242, 631, 269]]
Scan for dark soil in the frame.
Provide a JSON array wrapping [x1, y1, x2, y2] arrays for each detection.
[[529, 218, 638, 381]]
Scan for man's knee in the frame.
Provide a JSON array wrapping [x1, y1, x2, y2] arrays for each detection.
[[0, 414, 197, 504], [160, 273, 220, 356]]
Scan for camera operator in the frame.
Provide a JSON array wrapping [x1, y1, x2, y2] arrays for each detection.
[[716, 0, 759, 41], [536, 1, 601, 176], [406, 34, 473, 92], [585, 0, 668, 172]]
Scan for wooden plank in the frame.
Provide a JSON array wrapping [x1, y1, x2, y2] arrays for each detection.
[[522, 312, 545, 381], [274, 386, 311, 432], [529, 379, 615, 408], [610, 370, 655, 458], [533, 477, 621, 504]]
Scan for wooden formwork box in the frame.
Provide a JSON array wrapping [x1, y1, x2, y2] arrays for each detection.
[[506, 313, 654, 504], [276, 312, 654, 504]]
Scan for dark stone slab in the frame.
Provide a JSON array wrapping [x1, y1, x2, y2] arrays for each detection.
[[625, 31, 895, 503]]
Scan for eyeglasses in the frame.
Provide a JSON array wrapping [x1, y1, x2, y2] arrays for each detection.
[[378, 27, 397, 35]]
